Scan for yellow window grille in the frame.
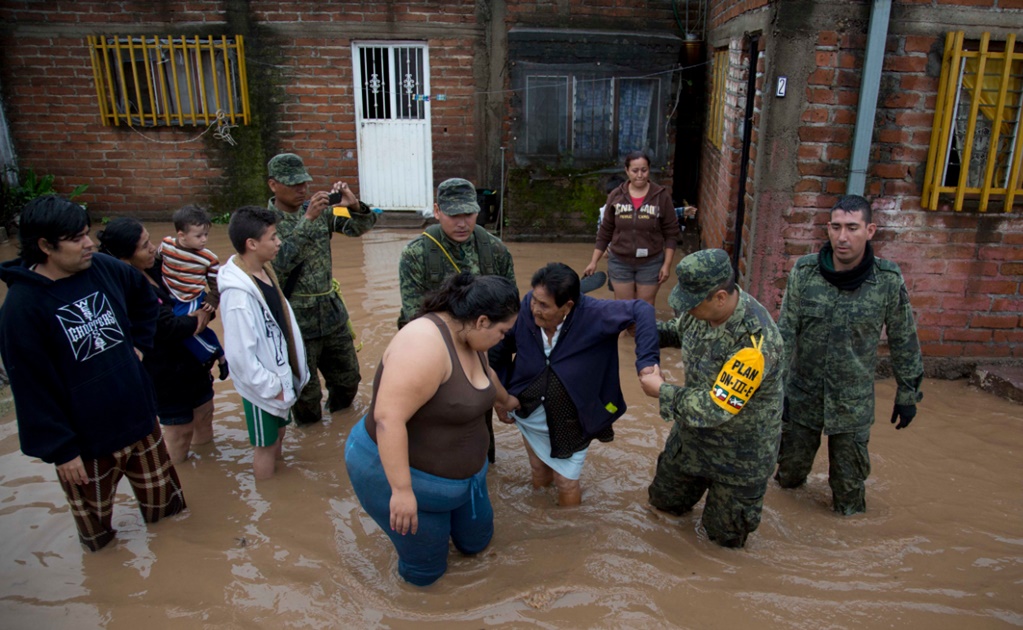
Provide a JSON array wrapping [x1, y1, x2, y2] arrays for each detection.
[[707, 49, 728, 150], [87, 35, 250, 128], [923, 32, 1023, 212]]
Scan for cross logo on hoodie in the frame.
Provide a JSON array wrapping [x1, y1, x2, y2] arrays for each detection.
[[56, 291, 124, 361]]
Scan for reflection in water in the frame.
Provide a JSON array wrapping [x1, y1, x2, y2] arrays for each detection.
[[0, 226, 1021, 629]]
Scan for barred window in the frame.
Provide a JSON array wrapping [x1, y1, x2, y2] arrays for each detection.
[[521, 73, 662, 162], [923, 32, 1023, 212], [87, 35, 250, 128], [707, 49, 728, 150]]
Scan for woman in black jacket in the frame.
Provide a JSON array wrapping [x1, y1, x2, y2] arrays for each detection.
[[97, 218, 217, 464]]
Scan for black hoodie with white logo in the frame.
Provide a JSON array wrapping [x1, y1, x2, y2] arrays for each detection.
[[0, 253, 159, 465]]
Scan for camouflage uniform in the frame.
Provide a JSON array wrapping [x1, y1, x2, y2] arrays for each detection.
[[397, 228, 516, 329], [649, 288, 784, 548], [775, 252, 923, 514], [269, 197, 377, 425]]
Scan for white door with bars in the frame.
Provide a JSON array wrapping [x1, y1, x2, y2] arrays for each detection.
[[352, 42, 433, 213]]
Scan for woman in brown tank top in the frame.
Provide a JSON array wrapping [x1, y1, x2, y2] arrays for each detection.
[[344, 272, 520, 586]]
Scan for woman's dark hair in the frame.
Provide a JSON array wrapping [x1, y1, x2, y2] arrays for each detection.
[[623, 150, 651, 169], [419, 271, 520, 324], [531, 262, 580, 307], [96, 217, 145, 260], [18, 195, 91, 265]]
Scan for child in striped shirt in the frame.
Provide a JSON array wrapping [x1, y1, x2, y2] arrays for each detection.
[[160, 205, 229, 379]]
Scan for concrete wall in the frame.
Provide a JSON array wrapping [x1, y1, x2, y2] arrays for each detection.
[[705, 0, 1023, 372]]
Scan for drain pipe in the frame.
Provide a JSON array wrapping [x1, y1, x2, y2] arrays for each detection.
[[847, 0, 892, 195]]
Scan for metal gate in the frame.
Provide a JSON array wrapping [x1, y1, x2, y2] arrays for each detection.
[[352, 42, 432, 213]]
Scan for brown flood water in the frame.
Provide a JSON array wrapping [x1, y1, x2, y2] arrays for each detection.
[[0, 224, 1021, 629]]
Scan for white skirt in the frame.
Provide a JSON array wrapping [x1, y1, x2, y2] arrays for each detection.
[[513, 404, 589, 480]]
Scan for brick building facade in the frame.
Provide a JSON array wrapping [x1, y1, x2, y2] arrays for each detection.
[[0, 0, 683, 222], [700, 0, 1023, 373]]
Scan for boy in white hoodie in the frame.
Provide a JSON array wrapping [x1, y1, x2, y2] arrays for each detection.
[[219, 206, 310, 479]]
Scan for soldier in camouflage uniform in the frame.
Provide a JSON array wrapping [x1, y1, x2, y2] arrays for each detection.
[[397, 178, 516, 329], [397, 177, 515, 462], [775, 195, 923, 515], [266, 153, 377, 426], [639, 249, 783, 548]]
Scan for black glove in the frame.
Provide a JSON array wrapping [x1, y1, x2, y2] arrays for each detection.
[[890, 403, 916, 430]]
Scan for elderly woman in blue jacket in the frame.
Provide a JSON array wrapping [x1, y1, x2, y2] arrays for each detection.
[[491, 262, 659, 506]]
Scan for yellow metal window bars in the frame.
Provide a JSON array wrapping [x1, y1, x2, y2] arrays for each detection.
[[87, 35, 250, 128], [923, 32, 1023, 212], [707, 49, 727, 151]]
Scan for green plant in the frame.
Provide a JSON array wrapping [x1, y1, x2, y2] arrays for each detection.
[[0, 167, 89, 231], [211, 211, 231, 225]]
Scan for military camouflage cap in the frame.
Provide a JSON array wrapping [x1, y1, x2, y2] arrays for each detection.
[[267, 153, 314, 186], [436, 178, 480, 216], [669, 248, 734, 313]]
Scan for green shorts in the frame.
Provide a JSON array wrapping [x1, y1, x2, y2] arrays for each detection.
[[242, 397, 292, 447]]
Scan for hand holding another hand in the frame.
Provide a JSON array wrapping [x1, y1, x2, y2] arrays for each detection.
[[495, 395, 520, 424], [639, 364, 664, 398]]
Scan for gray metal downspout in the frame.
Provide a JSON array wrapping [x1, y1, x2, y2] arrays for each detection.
[[847, 0, 892, 195]]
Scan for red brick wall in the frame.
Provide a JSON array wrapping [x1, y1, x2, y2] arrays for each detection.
[[782, 24, 1023, 363], [0, 1, 485, 216], [707, 0, 1023, 367]]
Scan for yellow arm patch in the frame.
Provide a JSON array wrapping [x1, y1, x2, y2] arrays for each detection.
[[709, 335, 765, 415]]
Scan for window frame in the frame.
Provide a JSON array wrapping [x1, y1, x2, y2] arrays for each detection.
[[707, 49, 728, 150], [923, 31, 1023, 212], [87, 34, 250, 128], [518, 68, 665, 165]]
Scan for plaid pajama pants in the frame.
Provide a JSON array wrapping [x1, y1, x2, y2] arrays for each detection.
[[57, 422, 187, 551]]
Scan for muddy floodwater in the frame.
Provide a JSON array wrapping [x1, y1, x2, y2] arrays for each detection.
[[0, 224, 1021, 629]]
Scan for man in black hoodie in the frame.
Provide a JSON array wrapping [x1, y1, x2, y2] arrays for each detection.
[[0, 196, 186, 551]]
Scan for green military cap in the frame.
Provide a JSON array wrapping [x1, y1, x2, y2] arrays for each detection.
[[436, 178, 480, 216], [669, 248, 734, 313], [267, 153, 314, 185]]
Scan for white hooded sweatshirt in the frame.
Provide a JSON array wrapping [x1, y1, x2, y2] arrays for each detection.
[[218, 255, 310, 417]]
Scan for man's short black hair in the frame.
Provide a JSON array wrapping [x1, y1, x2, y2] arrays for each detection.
[[531, 262, 580, 307], [832, 195, 872, 224], [228, 206, 276, 254], [18, 195, 91, 266], [173, 204, 212, 233]]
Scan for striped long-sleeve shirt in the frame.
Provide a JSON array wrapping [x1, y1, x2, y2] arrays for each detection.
[[159, 236, 221, 307]]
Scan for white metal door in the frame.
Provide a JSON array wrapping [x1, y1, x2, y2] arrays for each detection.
[[352, 42, 432, 213]]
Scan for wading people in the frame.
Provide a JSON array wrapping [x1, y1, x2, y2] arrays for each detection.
[[267, 152, 376, 426], [97, 217, 216, 465], [397, 177, 516, 463], [344, 272, 520, 586], [774, 195, 923, 515], [0, 196, 186, 551], [491, 262, 659, 507], [582, 151, 681, 306], [219, 207, 310, 480], [640, 249, 783, 548]]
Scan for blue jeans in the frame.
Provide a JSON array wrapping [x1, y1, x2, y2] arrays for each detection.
[[171, 292, 224, 364], [344, 417, 493, 586]]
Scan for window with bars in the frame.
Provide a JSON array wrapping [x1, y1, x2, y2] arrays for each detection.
[[87, 35, 250, 128], [521, 72, 662, 163], [923, 32, 1023, 212], [707, 50, 728, 150], [358, 45, 427, 121]]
